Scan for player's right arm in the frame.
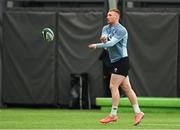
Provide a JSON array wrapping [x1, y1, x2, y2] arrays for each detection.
[[100, 26, 108, 43]]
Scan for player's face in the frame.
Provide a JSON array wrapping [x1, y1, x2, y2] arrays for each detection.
[[106, 11, 118, 24]]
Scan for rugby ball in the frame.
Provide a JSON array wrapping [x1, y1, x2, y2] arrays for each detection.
[[42, 28, 54, 42]]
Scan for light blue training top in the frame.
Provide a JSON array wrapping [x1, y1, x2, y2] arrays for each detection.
[[96, 23, 128, 63]]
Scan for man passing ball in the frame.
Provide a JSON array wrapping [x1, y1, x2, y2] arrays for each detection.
[[88, 9, 144, 125]]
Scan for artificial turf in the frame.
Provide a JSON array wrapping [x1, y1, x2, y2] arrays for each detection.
[[0, 108, 180, 129]]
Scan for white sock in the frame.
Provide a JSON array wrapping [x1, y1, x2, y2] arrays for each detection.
[[133, 104, 141, 113], [110, 106, 118, 116]]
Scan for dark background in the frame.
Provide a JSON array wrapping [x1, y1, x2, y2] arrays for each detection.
[[0, 0, 180, 108]]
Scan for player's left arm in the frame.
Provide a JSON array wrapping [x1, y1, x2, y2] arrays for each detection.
[[88, 37, 120, 49]]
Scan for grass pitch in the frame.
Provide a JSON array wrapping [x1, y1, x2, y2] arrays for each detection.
[[0, 108, 180, 129]]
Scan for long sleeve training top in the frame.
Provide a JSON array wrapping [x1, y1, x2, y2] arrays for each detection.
[[96, 23, 128, 63]]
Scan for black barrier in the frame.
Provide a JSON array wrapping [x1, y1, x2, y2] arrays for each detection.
[[56, 10, 104, 106], [122, 0, 180, 97], [0, 0, 5, 107], [2, 11, 57, 105]]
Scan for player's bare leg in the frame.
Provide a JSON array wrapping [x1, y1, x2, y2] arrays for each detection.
[[100, 74, 125, 124], [121, 76, 144, 125]]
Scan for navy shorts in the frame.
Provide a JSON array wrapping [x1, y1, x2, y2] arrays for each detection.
[[111, 57, 129, 77]]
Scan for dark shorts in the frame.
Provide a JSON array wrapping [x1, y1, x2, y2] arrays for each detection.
[[111, 57, 129, 77]]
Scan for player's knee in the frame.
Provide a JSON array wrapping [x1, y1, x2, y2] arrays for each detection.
[[109, 83, 114, 90], [122, 84, 131, 93], [109, 83, 117, 91]]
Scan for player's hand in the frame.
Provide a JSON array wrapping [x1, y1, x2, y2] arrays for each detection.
[[100, 36, 107, 43], [88, 43, 97, 49]]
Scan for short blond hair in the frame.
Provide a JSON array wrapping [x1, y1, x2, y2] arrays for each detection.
[[109, 9, 120, 16]]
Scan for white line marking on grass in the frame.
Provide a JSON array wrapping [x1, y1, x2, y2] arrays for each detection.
[[2, 128, 179, 130], [33, 129, 180, 130], [57, 129, 179, 130], [1, 128, 179, 130], [144, 123, 180, 127]]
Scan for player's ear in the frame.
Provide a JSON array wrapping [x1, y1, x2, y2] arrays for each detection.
[[113, 16, 118, 19]]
